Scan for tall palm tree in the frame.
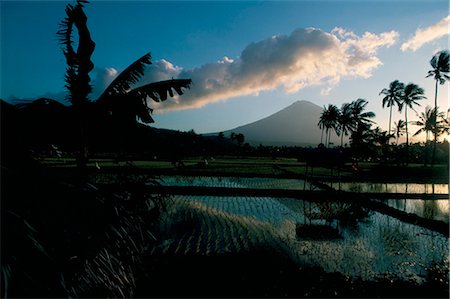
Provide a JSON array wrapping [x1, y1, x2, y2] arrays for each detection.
[[320, 104, 340, 147], [393, 120, 406, 145], [318, 107, 327, 145], [412, 106, 441, 142], [426, 50, 450, 111], [379, 80, 404, 144], [350, 98, 375, 130], [413, 106, 449, 165], [400, 83, 426, 147], [426, 50, 450, 165], [58, 0, 191, 168], [338, 102, 354, 147]]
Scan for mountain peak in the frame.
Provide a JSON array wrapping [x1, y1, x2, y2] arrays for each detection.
[[223, 100, 338, 146]]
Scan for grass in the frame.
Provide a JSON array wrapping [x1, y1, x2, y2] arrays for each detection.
[[40, 156, 449, 183]]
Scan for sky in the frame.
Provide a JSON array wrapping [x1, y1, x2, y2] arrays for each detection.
[[1, 1, 449, 143]]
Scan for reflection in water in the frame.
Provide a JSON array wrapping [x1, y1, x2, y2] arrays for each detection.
[[158, 196, 449, 283], [384, 199, 449, 223], [331, 182, 449, 194]]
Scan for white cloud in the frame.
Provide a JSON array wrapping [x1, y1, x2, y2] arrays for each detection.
[[95, 27, 399, 112], [401, 15, 450, 52]]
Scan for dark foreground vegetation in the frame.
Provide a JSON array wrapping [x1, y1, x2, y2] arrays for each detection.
[[2, 1, 449, 298]]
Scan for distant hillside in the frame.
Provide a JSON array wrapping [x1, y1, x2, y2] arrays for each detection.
[[221, 100, 341, 146]]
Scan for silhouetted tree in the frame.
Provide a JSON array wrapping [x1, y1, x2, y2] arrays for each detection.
[[393, 120, 406, 145], [427, 50, 450, 113], [57, 1, 191, 168], [413, 106, 441, 143], [427, 50, 449, 164], [318, 104, 340, 147], [338, 102, 354, 147], [235, 133, 245, 147], [350, 98, 375, 131], [400, 83, 426, 148], [379, 80, 404, 144], [57, 0, 95, 169]]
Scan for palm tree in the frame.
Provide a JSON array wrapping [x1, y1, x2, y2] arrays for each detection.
[[318, 104, 340, 147], [338, 102, 354, 147], [412, 106, 440, 143], [379, 80, 404, 144], [426, 50, 450, 111], [426, 50, 450, 165], [58, 1, 191, 169], [393, 120, 406, 145], [413, 106, 449, 165], [318, 107, 327, 145], [350, 98, 375, 130], [400, 83, 426, 147], [348, 99, 375, 161]]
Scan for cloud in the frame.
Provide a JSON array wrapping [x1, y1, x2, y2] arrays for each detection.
[[96, 27, 398, 112], [401, 15, 450, 52]]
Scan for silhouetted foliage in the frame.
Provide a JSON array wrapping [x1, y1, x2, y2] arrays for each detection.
[[379, 80, 404, 144], [427, 50, 449, 165]]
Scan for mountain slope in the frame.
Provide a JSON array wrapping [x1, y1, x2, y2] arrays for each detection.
[[223, 100, 340, 146]]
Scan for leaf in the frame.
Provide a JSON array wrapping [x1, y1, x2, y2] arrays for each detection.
[[128, 79, 192, 103], [98, 53, 152, 102]]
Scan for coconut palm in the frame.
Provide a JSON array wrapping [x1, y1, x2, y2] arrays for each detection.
[[379, 80, 405, 144], [57, 0, 191, 168], [318, 108, 327, 145], [413, 106, 449, 165], [318, 104, 340, 147], [393, 120, 406, 145], [426, 50, 450, 111], [350, 98, 375, 131], [400, 83, 426, 147], [412, 106, 441, 142], [426, 50, 449, 165], [338, 102, 354, 147], [347, 99, 375, 160]]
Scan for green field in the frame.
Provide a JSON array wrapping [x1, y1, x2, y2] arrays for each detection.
[[40, 156, 449, 184]]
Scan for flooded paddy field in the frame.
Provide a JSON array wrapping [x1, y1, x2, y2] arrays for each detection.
[[137, 189, 449, 297]]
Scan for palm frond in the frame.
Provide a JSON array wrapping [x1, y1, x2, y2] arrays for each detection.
[[98, 53, 152, 102], [127, 79, 192, 103], [111, 79, 192, 124]]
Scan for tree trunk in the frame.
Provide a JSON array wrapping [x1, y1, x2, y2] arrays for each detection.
[[320, 128, 324, 144], [432, 79, 439, 165], [405, 107, 409, 165], [388, 105, 393, 145]]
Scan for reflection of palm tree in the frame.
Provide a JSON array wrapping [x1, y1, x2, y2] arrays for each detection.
[[393, 120, 406, 145], [380, 80, 405, 144], [400, 83, 426, 147]]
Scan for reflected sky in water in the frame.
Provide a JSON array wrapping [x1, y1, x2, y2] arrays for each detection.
[[158, 195, 449, 283], [328, 182, 449, 194], [158, 175, 449, 194], [384, 199, 449, 223], [158, 175, 315, 190]]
